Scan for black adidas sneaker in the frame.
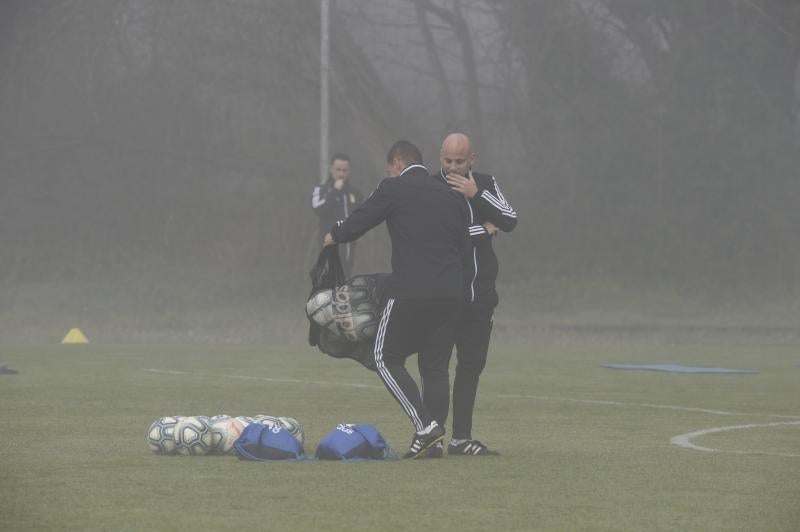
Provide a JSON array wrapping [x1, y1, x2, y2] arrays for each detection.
[[424, 441, 444, 458], [403, 422, 445, 459], [447, 439, 499, 456]]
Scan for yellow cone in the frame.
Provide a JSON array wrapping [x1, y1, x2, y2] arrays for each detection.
[[62, 328, 89, 344]]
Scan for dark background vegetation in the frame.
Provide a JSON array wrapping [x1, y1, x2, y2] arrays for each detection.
[[1, 1, 799, 341]]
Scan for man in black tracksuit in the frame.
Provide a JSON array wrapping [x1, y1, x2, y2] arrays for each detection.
[[312, 153, 363, 277], [427, 133, 517, 457], [323, 140, 469, 459]]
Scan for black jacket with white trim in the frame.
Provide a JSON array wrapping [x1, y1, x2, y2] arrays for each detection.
[[438, 169, 517, 308], [331, 165, 470, 299], [312, 178, 363, 239]]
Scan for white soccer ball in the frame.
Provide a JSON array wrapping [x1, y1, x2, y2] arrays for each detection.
[[253, 415, 281, 428], [332, 277, 381, 341], [234, 415, 255, 426], [277, 416, 305, 446], [145, 416, 181, 454], [210, 416, 248, 454], [174, 416, 215, 456], [306, 289, 336, 330]]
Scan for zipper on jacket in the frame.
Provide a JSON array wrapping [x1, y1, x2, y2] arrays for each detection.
[[343, 189, 351, 261]]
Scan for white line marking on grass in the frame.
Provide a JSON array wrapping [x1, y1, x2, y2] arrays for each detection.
[[499, 393, 800, 457], [670, 422, 800, 457], [144, 368, 384, 390], [498, 394, 800, 419]]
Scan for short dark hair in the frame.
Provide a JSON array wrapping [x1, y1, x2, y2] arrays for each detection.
[[386, 141, 422, 167], [330, 153, 350, 164]]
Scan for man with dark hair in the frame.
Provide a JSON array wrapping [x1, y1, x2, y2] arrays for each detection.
[[312, 153, 362, 277], [426, 132, 518, 457], [384, 140, 423, 168], [323, 140, 469, 459]]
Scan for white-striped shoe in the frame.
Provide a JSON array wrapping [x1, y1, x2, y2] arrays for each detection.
[[424, 441, 444, 458], [402, 422, 445, 459], [448, 439, 499, 456]]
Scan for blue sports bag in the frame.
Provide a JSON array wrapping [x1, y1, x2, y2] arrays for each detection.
[[315, 424, 395, 460], [234, 422, 305, 461]]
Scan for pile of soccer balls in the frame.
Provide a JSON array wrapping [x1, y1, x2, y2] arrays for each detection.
[[145, 415, 304, 456]]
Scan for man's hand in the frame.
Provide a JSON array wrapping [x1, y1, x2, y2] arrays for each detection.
[[445, 172, 478, 198], [483, 222, 498, 236], [323, 233, 336, 247], [333, 178, 345, 190]]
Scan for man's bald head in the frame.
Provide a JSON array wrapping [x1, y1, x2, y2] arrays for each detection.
[[441, 133, 472, 154], [440, 133, 475, 177]]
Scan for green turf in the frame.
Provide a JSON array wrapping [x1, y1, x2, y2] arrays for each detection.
[[1, 341, 799, 531]]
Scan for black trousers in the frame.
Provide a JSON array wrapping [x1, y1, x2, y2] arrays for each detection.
[[422, 304, 493, 439], [374, 297, 460, 432]]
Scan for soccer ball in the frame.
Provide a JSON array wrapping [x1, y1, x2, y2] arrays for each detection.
[[145, 416, 181, 454], [277, 416, 305, 446], [332, 275, 382, 341], [307, 276, 383, 345], [251, 415, 303, 446], [253, 415, 281, 428], [174, 416, 215, 456], [306, 289, 336, 330], [210, 416, 248, 454], [234, 415, 255, 427]]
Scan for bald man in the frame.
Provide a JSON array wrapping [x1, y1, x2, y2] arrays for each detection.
[[426, 133, 517, 457]]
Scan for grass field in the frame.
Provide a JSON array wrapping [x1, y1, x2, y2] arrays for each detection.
[[1, 338, 799, 531]]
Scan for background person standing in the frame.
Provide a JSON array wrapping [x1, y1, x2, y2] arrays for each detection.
[[312, 153, 362, 277]]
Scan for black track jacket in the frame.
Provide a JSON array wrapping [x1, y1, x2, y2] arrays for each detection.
[[330, 164, 470, 300], [312, 178, 363, 239], [437, 169, 517, 308]]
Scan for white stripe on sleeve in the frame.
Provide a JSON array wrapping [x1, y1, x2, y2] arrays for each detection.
[[312, 186, 326, 208], [480, 178, 517, 218]]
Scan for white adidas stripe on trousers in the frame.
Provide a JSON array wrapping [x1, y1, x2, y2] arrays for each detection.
[[373, 298, 425, 431]]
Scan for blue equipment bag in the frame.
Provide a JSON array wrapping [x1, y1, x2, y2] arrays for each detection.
[[315, 424, 394, 460], [234, 422, 305, 461]]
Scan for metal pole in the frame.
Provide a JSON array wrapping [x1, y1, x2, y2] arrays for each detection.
[[320, 0, 330, 184]]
